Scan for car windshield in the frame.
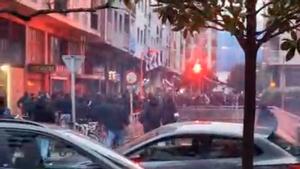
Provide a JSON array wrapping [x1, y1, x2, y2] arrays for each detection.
[[2, 0, 300, 168]]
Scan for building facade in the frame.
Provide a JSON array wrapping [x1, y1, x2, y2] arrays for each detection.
[[0, 0, 140, 113], [0, 0, 192, 112], [263, 34, 300, 90], [130, 0, 187, 94]]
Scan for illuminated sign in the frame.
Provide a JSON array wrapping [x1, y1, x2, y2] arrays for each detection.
[[27, 64, 56, 73]]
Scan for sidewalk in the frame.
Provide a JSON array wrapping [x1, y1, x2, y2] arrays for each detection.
[[125, 114, 144, 141]]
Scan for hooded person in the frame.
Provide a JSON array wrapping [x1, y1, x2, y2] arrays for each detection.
[[141, 95, 162, 133]]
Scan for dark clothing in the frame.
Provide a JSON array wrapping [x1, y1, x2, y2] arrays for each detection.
[[76, 100, 88, 120], [17, 96, 34, 116], [257, 107, 278, 134], [33, 97, 54, 123], [92, 102, 129, 131], [141, 98, 162, 133], [55, 97, 72, 115], [61, 99, 72, 115], [162, 98, 177, 125], [0, 107, 13, 119]]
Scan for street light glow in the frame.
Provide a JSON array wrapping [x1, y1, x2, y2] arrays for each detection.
[[0, 64, 10, 72], [270, 81, 276, 88], [193, 63, 202, 74]]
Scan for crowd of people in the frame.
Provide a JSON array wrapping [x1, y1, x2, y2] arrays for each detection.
[[175, 92, 245, 106], [16, 91, 178, 147]]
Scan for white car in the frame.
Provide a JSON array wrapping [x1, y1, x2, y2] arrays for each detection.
[[0, 119, 142, 169], [117, 121, 300, 169]]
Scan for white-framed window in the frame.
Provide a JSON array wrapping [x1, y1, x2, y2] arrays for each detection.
[[114, 11, 118, 31], [119, 14, 123, 32], [137, 28, 140, 44]]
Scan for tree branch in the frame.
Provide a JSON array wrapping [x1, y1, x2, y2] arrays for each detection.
[[269, 23, 300, 40], [258, 7, 300, 45], [258, 23, 300, 45], [0, 2, 120, 21], [255, 1, 272, 14], [203, 25, 224, 31]]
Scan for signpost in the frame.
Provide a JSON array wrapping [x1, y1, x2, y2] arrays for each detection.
[[62, 55, 85, 127], [126, 71, 138, 115]]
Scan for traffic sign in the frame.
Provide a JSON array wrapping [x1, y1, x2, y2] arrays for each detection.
[[62, 55, 85, 73], [62, 55, 85, 128], [126, 71, 138, 85]]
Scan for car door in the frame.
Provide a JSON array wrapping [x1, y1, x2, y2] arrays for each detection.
[[0, 128, 111, 169], [126, 134, 261, 169]]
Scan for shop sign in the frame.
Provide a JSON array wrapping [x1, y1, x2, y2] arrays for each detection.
[[108, 71, 121, 82], [27, 64, 56, 73]]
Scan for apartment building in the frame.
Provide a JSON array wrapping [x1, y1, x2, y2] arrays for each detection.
[[0, 0, 140, 112], [263, 34, 300, 90]]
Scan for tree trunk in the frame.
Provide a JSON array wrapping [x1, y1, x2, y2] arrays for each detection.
[[243, 1, 258, 169], [242, 48, 258, 169]]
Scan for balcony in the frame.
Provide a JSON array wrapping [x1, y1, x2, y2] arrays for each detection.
[[14, 0, 100, 40], [264, 49, 300, 66]]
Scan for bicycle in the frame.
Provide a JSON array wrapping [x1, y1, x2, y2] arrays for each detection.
[[74, 121, 106, 143]]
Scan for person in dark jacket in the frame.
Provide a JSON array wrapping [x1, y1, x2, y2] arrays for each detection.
[[141, 95, 162, 133], [102, 97, 129, 148], [76, 97, 89, 121], [162, 94, 177, 125], [17, 92, 34, 117], [33, 92, 54, 123]]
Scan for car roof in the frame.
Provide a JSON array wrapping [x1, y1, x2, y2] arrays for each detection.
[[158, 121, 267, 138]]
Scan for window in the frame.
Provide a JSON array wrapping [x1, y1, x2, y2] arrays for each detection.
[[160, 50, 163, 64], [0, 129, 98, 169], [141, 30, 144, 44], [91, 13, 98, 30], [114, 11, 118, 31], [54, 0, 68, 15], [119, 14, 123, 32], [137, 28, 140, 44], [144, 0, 147, 15], [144, 26, 147, 44], [91, 0, 101, 7], [128, 135, 262, 162], [50, 36, 68, 65], [124, 14, 130, 33], [108, 9, 112, 23], [148, 13, 151, 26], [141, 0, 144, 11], [28, 28, 45, 64]]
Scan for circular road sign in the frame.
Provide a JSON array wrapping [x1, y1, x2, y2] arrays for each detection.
[[126, 71, 138, 85]]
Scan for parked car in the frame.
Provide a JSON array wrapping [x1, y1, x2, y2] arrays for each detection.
[[0, 119, 142, 169], [117, 121, 300, 169]]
